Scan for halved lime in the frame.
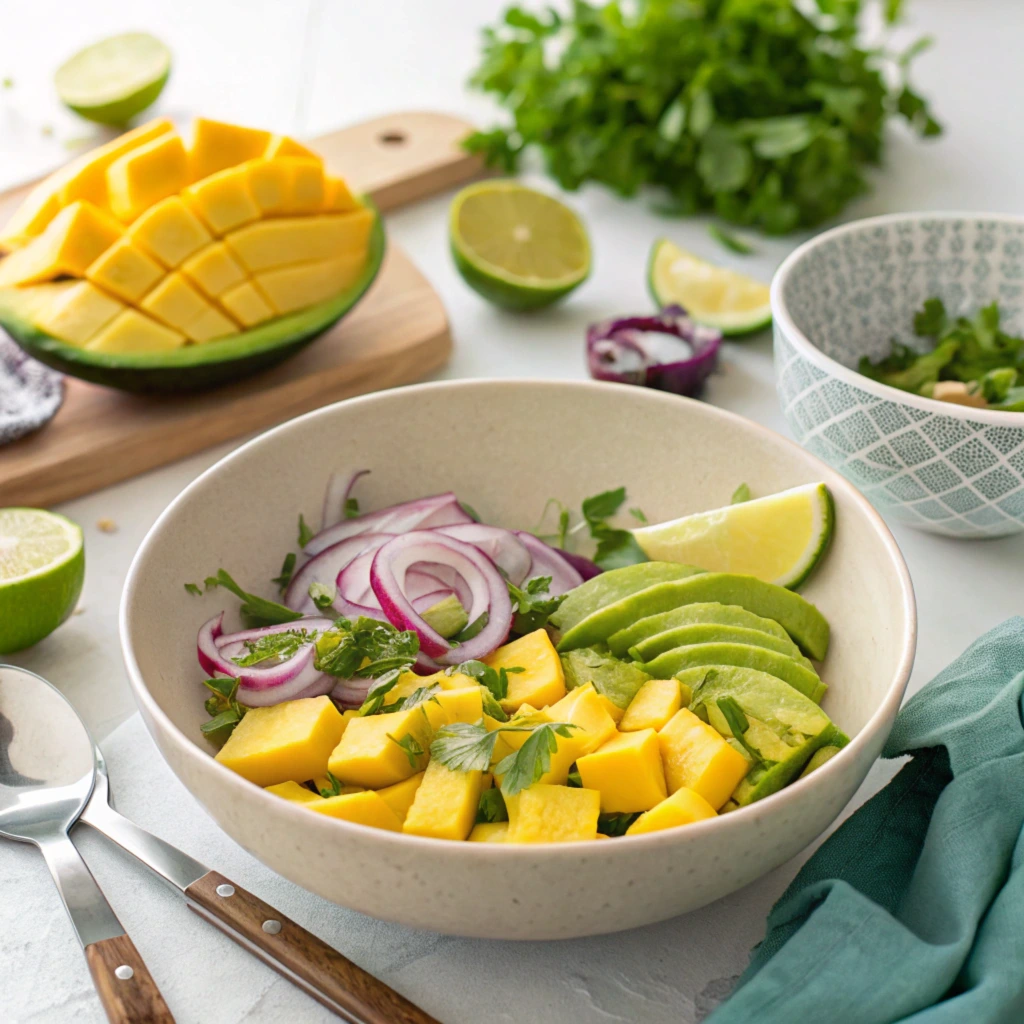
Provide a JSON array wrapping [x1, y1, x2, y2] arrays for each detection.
[[648, 238, 772, 335], [631, 483, 834, 590], [55, 33, 171, 125], [450, 181, 590, 310], [0, 508, 84, 653]]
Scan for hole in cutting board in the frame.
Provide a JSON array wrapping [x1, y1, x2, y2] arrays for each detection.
[[379, 130, 407, 146]]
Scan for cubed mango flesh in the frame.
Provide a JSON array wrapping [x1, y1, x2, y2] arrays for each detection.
[[180, 241, 247, 298], [658, 708, 750, 811], [185, 305, 239, 344], [323, 175, 360, 213], [86, 308, 185, 353], [289, 158, 327, 213], [263, 134, 321, 161], [189, 118, 272, 181], [309, 790, 403, 831], [469, 822, 510, 843], [486, 629, 566, 713], [32, 280, 124, 346], [377, 772, 425, 823], [0, 184, 64, 251], [546, 683, 618, 755], [577, 729, 667, 813], [328, 705, 434, 788], [219, 280, 275, 326], [403, 760, 483, 841], [214, 696, 346, 788], [183, 165, 260, 235], [127, 196, 213, 269], [254, 255, 365, 315], [620, 678, 682, 733], [140, 272, 216, 332], [106, 132, 189, 222], [506, 784, 601, 843], [85, 238, 164, 303], [626, 786, 717, 835], [247, 157, 326, 216], [434, 686, 484, 725], [225, 210, 373, 272], [264, 780, 321, 805]]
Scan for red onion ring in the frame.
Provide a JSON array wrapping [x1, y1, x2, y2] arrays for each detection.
[[330, 676, 375, 708], [513, 532, 584, 594], [369, 531, 512, 664], [321, 469, 371, 531], [551, 547, 602, 581], [284, 533, 393, 612], [433, 524, 532, 585]]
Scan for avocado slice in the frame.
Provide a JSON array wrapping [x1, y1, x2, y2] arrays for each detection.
[[628, 622, 813, 668], [642, 642, 826, 703], [549, 562, 704, 635], [684, 665, 848, 805], [798, 745, 842, 779], [420, 594, 469, 639], [607, 601, 791, 656], [556, 571, 830, 660], [560, 647, 650, 711], [0, 201, 385, 393]]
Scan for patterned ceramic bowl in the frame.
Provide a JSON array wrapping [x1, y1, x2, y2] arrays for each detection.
[[773, 213, 1024, 538]]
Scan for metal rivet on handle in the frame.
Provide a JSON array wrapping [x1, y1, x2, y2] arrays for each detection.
[[216, 883, 235, 898], [262, 919, 282, 934], [115, 965, 134, 981]]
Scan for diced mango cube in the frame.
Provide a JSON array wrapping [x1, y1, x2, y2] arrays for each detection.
[[185, 305, 239, 344], [215, 696, 346, 788], [246, 157, 327, 216], [219, 280, 275, 327], [0, 201, 123, 287], [33, 280, 124, 346], [309, 790, 402, 831], [263, 134, 321, 161], [106, 132, 189, 222], [434, 686, 484, 725], [382, 670, 429, 707], [86, 308, 186, 353], [598, 695, 625, 724], [85, 238, 164, 303], [403, 759, 483, 841], [506, 784, 600, 843], [140, 272, 216, 332], [289, 158, 327, 213], [328, 705, 434, 788], [0, 184, 63, 251], [546, 683, 618, 754], [183, 165, 260, 235], [626, 787, 717, 835], [180, 242, 247, 298], [658, 708, 749, 811], [437, 671, 482, 691], [189, 118, 272, 181], [127, 197, 213, 269], [254, 254, 365, 315], [225, 210, 374, 272], [469, 822, 509, 843], [377, 772, 425, 823], [264, 780, 321, 804], [577, 729, 667, 813], [323, 175, 359, 213], [486, 629, 566, 713], [620, 678, 682, 733]]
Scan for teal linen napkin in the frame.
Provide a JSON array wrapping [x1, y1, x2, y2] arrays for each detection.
[[708, 617, 1024, 1024]]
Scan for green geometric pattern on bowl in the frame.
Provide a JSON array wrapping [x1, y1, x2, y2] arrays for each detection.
[[773, 215, 1024, 538]]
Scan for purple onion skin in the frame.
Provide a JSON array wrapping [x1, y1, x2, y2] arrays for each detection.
[[557, 547, 603, 580]]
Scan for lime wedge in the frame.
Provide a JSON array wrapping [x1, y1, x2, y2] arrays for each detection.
[[631, 483, 834, 590], [0, 508, 85, 653], [648, 238, 771, 335], [55, 33, 171, 125], [450, 181, 590, 310]]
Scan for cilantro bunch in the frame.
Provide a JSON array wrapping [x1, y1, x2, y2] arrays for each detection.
[[465, 0, 939, 233]]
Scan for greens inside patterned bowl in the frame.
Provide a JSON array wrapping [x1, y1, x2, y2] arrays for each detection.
[[772, 213, 1024, 539]]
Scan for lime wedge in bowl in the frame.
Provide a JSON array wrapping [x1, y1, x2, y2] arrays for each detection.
[[55, 33, 171, 125], [648, 238, 771, 335], [631, 483, 834, 590], [450, 181, 590, 310], [0, 508, 84, 653]]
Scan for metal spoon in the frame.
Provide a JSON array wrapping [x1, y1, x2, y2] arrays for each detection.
[[0, 664, 174, 1023]]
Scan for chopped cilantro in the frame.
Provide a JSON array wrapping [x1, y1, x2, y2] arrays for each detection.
[[388, 732, 425, 770], [308, 581, 336, 610], [271, 552, 297, 593], [476, 787, 508, 823], [184, 582, 202, 596], [297, 513, 314, 548], [200, 677, 249, 745], [319, 771, 344, 798], [581, 487, 649, 570], [731, 483, 752, 504], [230, 628, 312, 667], [597, 812, 639, 837], [202, 569, 303, 627]]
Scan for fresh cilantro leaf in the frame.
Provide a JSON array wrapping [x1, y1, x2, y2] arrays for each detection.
[[708, 224, 754, 255], [319, 771, 343, 798], [981, 367, 1018, 403], [580, 487, 648, 571], [480, 687, 509, 723], [913, 297, 950, 339], [271, 552, 297, 593], [184, 582, 202, 596], [582, 487, 627, 522], [231, 629, 312, 667], [459, 500, 482, 522], [315, 619, 419, 681], [297, 513, 314, 548], [532, 498, 571, 548], [451, 611, 489, 644], [494, 722, 578, 797], [731, 483, 752, 504], [567, 768, 583, 788], [358, 669, 406, 716], [450, 660, 523, 702], [628, 507, 649, 525], [380, 684, 442, 715], [308, 582, 336, 611], [388, 732, 425, 770], [430, 722, 500, 773], [476, 787, 508, 823], [201, 708, 245, 743], [597, 812, 639, 837], [344, 498, 360, 519], [200, 677, 248, 744], [508, 576, 567, 634], [202, 569, 303, 627]]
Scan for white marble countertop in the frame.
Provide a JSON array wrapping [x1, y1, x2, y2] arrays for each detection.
[[2, 0, 1024, 1020]]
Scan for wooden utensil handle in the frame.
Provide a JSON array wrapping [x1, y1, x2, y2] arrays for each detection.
[[84, 933, 175, 1024], [184, 871, 440, 1024]]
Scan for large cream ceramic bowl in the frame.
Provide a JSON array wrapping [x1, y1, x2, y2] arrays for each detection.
[[121, 379, 916, 940]]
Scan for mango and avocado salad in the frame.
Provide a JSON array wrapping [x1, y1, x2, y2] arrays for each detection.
[[0, 117, 378, 384], [207, 559, 845, 843]]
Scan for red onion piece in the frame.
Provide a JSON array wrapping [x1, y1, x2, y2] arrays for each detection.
[[433, 524, 532, 585], [330, 676, 375, 708], [553, 547, 602, 581], [587, 305, 721, 397], [321, 469, 371, 531], [514, 532, 584, 595], [369, 531, 512, 664], [304, 493, 473, 556], [284, 533, 393, 612]]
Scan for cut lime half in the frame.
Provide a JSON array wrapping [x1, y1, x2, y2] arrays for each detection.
[[648, 238, 772, 335], [450, 181, 590, 310], [56, 33, 171, 125], [631, 483, 834, 590], [0, 508, 85, 653]]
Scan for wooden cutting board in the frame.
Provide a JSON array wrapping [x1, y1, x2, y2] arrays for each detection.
[[0, 112, 485, 508]]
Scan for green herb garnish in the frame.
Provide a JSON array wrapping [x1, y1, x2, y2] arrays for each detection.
[[184, 582, 202, 596], [492, 722, 579, 797], [319, 771, 344, 798], [480, 687, 509, 723], [202, 569, 303, 627], [581, 488, 648, 570], [597, 812, 639, 837], [380, 684, 442, 715], [508, 575, 567, 634], [709, 225, 754, 255], [344, 498, 360, 519], [476, 787, 508, 823], [231, 628, 312, 667], [449, 660, 523, 703], [731, 483, 752, 505], [297, 513, 314, 548], [308, 582, 336, 611], [201, 677, 249, 744], [271, 552, 297, 593], [388, 732, 426, 769]]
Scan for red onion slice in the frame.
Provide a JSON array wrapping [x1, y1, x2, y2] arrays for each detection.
[[552, 547, 602, 581], [304, 493, 473, 556], [321, 469, 371, 531], [514, 532, 584, 595], [370, 531, 512, 663], [330, 676, 376, 708], [433, 523, 532, 585], [284, 533, 393, 612]]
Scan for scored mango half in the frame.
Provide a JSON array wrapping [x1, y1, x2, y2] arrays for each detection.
[[0, 116, 375, 360]]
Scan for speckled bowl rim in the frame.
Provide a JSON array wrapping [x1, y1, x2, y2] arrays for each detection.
[[772, 210, 1024, 427], [120, 378, 917, 861]]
